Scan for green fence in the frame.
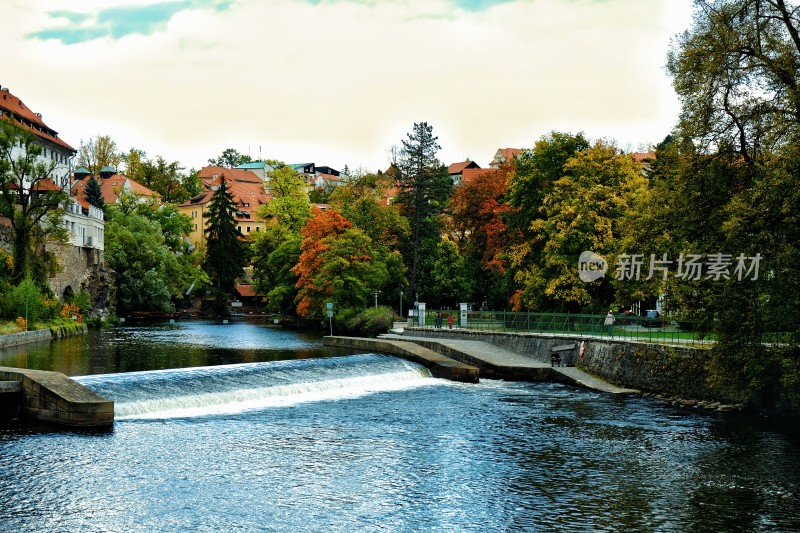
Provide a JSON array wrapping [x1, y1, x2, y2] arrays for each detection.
[[423, 310, 710, 346]]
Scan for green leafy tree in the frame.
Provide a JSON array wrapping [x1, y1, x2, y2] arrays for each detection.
[[203, 179, 246, 314], [393, 122, 453, 301], [84, 175, 105, 211], [659, 0, 800, 406], [251, 164, 311, 315], [104, 211, 177, 313], [251, 226, 302, 315], [261, 165, 311, 230], [0, 119, 70, 283], [208, 148, 252, 168], [431, 238, 473, 308], [517, 142, 646, 312], [668, 0, 800, 163], [505, 131, 590, 310]]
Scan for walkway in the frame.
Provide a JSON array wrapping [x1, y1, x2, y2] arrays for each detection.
[[377, 333, 637, 394]]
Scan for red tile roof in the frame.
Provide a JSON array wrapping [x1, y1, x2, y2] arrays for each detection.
[[461, 167, 502, 186], [0, 88, 75, 152], [199, 166, 261, 184], [448, 160, 481, 174], [631, 152, 655, 163], [235, 284, 259, 297], [179, 175, 270, 219], [4, 177, 62, 191], [71, 174, 159, 208]]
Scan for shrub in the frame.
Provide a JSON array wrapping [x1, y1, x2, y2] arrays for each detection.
[[3, 279, 44, 324], [342, 306, 395, 338]]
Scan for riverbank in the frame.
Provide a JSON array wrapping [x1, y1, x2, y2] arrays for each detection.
[[0, 323, 88, 350], [385, 328, 752, 411]]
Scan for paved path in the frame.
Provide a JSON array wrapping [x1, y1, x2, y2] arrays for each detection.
[[379, 333, 637, 394]]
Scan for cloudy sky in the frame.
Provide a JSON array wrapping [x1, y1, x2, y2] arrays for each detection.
[[4, 0, 694, 172]]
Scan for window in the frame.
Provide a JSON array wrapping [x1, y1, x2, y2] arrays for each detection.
[[194, 223, 198, 231], [246, 226, 251, 233]]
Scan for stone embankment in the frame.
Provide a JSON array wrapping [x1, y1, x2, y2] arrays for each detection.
[[0, 324, 88, 350], [366, 328, 744, 410]]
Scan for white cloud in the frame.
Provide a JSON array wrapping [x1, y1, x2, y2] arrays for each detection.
[[3, 0, 695, 171]]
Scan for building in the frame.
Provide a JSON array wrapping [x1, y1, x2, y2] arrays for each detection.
[[71, 166, 160, 209], [0, 85, 108, 253], [448, 160, 481, 186], [0, 85, 75, 191], [0, 85, 115, 309], [234, 161, 276, 181], [488, 148, 522, 168], [178, 166, 271, 245]]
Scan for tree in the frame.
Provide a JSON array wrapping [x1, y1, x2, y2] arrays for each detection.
[[76, 135, 123, 175], [668, 0, 800, 163], [664, 0, 800, 406], [251, 225, 302, 315], [104, 207, 204, 314], [292, 208, 388, 319], [0, 119, 70, 283], [202, 179, 246, 314], [504, 131, 590, 310], [431, 238, 473, 308], [393, 122, 452, 301], [261, 165, 311, 230], [448, 165, 511, 308], [208, 148, 252, 168], [516, 142, 646, 312], [84, 175, 105, 211]]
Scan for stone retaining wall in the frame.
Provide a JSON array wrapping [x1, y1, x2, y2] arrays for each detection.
[[0, 367, 114, 426], [403, 328, 740, 403], [0, 329, 52, 349]]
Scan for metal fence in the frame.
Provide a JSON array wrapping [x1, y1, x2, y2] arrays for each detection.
[[423, 310, 711, 346]]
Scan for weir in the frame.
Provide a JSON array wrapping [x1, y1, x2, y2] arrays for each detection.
[[76, 354, 437, 420]]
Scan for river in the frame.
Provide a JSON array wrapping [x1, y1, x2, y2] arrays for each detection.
[[1, 320, 798, 532]]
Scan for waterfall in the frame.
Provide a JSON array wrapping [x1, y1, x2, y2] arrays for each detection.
[[75, 354, 434, 420]]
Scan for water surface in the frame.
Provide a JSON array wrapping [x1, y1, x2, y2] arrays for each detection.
[[1, 321, 798, 532]]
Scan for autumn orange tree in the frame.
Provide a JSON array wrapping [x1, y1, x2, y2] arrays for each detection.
[[449, 165, 512, 308], [292, 208, 390, 319]]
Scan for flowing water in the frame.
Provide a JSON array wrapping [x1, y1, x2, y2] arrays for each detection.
[[1, 321, 799, 532]]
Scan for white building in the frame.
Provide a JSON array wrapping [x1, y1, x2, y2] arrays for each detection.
[[0, 84, 103, 251]]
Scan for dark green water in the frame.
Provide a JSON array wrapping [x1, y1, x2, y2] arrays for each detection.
[[1, 321, 798, 532]]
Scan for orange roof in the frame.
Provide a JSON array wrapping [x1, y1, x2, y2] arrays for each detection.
[[72, 173, 159, 208], [198, 166, 261, 184], [448, 160, 481, 174], [235, 284, 259, 298], [4, 178, 62, 191], [461, 167, 501, 186], [631, 152, 655, 163], [0, 88, 75, 152], [490, 148, 522, 167], [179, 176, 270, 219]]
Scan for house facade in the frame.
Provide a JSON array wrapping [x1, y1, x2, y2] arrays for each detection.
[[488, 148, 522, 168], [178, 166, 271, 245], [0, 85, 108, 253]]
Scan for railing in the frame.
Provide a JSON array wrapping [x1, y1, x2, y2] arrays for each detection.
[[421, 310, 711, 346]]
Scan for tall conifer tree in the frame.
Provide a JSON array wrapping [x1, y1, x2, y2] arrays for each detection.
[[202, 178, 245, 314], [394, 122, 452, 301], [84, 175, 105, 211]]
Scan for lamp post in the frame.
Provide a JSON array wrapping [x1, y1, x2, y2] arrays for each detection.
[[399, 286, 404, 318], [373, 290, 380, 309]]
